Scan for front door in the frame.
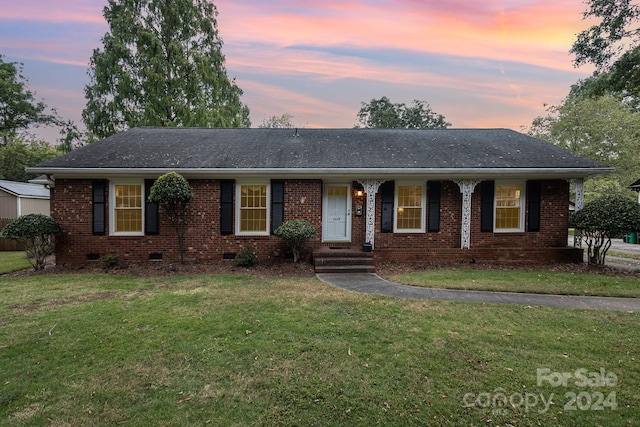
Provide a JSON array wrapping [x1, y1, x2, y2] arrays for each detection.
[[323, 184, 351, 242]]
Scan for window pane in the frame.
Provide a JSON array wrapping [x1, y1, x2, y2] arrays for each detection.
[[396, 186, 423, 230], [397, 207, 421, 229], [240, 184, 267, 233], [114, 184, 142, 232], [496, 207, 521, 229], [495, 185, 521, 230]]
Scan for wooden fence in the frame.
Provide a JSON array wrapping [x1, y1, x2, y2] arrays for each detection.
[[0, 218, 23, 251]]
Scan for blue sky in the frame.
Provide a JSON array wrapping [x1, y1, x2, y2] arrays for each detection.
[[0, 0, 594, 142]]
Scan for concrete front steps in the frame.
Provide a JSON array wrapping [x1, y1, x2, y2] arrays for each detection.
[[313, 247, 375, 273]]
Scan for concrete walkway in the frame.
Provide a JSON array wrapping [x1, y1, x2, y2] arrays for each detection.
[[316, 273, 640, 312]]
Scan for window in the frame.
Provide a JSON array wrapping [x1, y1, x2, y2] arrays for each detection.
[[494, 183, 525, 232], [237, 183, 269, 235], [111, 182, 144, 235], [395, 184, 425, 232]]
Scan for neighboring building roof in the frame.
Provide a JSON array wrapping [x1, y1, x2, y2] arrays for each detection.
[[0, 180, 50, 199], [29, 127, 613, 179], [629, 179, 640, 191], [28, 175, 55, 186]]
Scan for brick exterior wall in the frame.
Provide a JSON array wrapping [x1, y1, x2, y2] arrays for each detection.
[[373, 180, 580, 263], [51, 178, 579, 265]]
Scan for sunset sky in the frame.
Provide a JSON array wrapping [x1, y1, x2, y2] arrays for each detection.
[[0, 0, 595, 142]]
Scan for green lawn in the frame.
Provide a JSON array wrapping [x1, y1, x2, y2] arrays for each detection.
[[385, 268, 640, 298], [0, 251, 31, 274], [1, 273, 638, 426]]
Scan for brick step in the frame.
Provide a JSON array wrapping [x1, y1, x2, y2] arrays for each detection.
[[313, 249, 375, 273], [314, 256, 375, 266], [314, 264, 376, 274]]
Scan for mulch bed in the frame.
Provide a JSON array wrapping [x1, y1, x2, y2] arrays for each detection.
[[6, 256, 639, 278]]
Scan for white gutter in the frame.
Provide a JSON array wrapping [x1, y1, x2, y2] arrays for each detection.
[[27, 166, 615, 179]]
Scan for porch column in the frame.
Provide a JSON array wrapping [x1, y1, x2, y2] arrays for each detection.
[[573, 178, 585, 248], [454, 179, 482, 249], [357, 179, 386, 249]]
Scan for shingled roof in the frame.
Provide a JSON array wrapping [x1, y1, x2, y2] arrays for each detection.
[[30, 127, 611, 178], [0, 180, 50, 199]]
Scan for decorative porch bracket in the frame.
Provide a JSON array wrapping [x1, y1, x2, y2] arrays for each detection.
[[572, 178, 585, 248], [454, 179, 482, 249], [357, 179, 387, 250]]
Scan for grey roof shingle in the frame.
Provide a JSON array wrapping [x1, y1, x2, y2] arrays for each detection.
[[0, 180, 50, 198], [31, 127, 609, 173]]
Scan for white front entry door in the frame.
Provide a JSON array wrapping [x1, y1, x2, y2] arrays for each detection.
[[323, 184, 351, 242]]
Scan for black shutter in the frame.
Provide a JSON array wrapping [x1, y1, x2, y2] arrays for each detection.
[[527, 181, 541, 232], [380, 181, 394, 233], [92, 180, 106, 235], [220, 180, 234, 235], [145, 179, 159, 235], [480, 180, 495, 232], [271, 180, 285, 233], [427, 181, 441, 232]]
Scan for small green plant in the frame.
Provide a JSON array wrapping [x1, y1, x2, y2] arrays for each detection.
[[0, 214, 62, 270], [274, 219, 317, 263], [235, 247, 257, 266], [100, 254, 120, 270]]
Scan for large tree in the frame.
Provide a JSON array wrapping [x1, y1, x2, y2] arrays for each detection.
[[529, 94, 640, 199], [0, 55, 58, 145], [83, 0, 250, 139], [357, 97, 450, 129], [570, 46, 640, 109], [0, 139, 59, 182], [571, 0, 640, 69]]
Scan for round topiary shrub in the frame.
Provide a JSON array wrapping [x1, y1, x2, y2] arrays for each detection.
[[274, 219, 317, 263], [148, 172, 194, 264], [570, 193, 640, 264], [0, 214, 62, 270]]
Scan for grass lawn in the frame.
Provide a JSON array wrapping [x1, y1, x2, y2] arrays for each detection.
[[0, 251, 31, 274], [1, 272, 638, 426], [608, 250, 640, 261], [385, 268, 640, 298]]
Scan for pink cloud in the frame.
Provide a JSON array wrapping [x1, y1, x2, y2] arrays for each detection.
[[0, 0, 106, 24], [217, 0, 588, 72]]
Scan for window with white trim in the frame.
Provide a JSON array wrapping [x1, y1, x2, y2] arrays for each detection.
[[494, 182, 525, 232], [394, 183, 425, 232], [236, 182, 270, 235], [110, 181, 144, 235]]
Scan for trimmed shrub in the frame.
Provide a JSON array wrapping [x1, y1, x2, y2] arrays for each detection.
[[274, 219, 316, 263], [570, 194, 640, 264], [0, 214, 62, 270], [148, 172, 194, 264]]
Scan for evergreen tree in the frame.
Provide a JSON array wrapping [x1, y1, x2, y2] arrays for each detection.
[[83, 0, 250, 139]]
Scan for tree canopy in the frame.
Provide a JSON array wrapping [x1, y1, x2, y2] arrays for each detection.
[[0, 55, 58, 146], [571, 0, 640, 69], [83, 0, 250, 139], [0, 139, 59, 182], [570, 46, 640, 109], [258, 113, 295, 129], [529, 94, 640, 199], [357, 97, 451, 129]]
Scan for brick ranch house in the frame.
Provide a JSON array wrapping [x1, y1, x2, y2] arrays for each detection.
[[29, 127, 611, 268]]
